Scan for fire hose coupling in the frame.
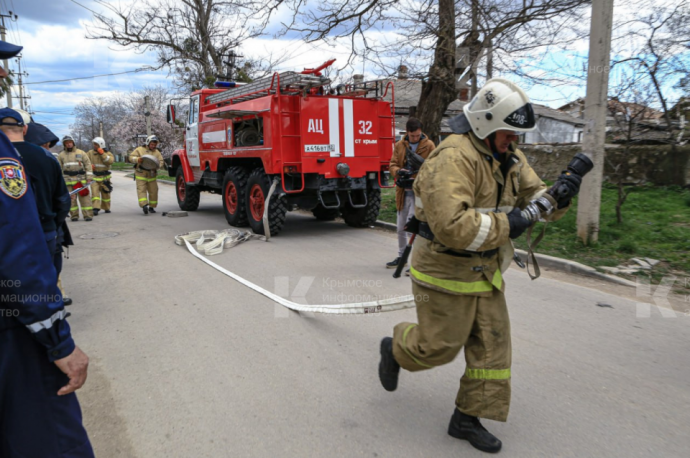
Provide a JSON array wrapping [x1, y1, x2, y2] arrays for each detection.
[[337, 163, 350, 177], [520, 153, 594, 224]]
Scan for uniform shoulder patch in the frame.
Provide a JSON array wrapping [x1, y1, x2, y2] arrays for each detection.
[[0, 157, 28, 199]]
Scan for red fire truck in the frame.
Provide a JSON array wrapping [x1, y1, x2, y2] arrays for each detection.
[[166, 61, 395, 236]]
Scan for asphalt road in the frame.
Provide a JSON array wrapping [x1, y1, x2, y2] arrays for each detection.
[[61, 171, 690, 458]]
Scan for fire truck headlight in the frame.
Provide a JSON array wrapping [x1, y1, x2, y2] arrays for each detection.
[[368, 172, 376, 180], [337, 163, 350, 177]]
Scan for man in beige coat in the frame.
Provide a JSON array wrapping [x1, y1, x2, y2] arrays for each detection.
[[378, 79, 583, 453], [386, 118, 435, 271]]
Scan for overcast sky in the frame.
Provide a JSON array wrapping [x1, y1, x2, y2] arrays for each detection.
[[4, 0, 354, 139], [3, 0, 682, 142]]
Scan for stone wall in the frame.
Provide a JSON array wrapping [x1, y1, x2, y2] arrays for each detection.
[[520, 144, 690, 186]]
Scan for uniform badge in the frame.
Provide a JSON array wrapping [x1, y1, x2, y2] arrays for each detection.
[[485, 90, 497, 106], [0, 158, 28, 199]]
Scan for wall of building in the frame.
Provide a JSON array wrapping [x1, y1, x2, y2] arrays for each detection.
[[519, 144, 690, 186], [523, 118, 583, 144]]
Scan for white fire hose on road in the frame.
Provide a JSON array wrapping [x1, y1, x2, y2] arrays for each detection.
[[175, 180, 416, 314]]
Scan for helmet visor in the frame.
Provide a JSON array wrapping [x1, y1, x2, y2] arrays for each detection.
[[503, 103, 535, 130]]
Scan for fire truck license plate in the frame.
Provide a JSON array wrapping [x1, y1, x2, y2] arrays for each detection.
[[304, 144, 335, 153]]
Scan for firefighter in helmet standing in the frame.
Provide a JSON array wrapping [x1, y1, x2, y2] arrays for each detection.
[[129, 135, 164, 215], [378, 79, 583, 453], [58, 135, 94, 221], [87, 137, 114, 215], [386, 118, 435, 272]]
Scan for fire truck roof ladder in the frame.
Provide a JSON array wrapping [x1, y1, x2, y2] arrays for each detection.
[[206, 72, 331, 106]]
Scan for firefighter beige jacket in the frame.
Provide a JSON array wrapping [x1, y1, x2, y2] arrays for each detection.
[[86, 149, 114, 174], [129, 147, 164, 178], [389, 135, 435, 211], [410, 132, 569, 297], [58, 149, 93, 184]]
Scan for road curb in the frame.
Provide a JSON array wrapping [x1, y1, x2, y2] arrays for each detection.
[[374, 219, 637, 288]]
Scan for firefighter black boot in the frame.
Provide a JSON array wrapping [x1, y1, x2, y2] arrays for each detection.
[[149, 207, 156, 214], [142, 205, 149, 215], [378, 337, 400, 391], [448, 409, 502, 453], [93, 209, 99, 216]]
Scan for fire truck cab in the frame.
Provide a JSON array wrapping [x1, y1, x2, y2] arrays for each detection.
[[167, 61, 394, 236]]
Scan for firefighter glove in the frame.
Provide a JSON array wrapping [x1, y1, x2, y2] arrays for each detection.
[[97, 148, 104, 154], [507, 208, 531, 239], [550, 171, 582, 208]]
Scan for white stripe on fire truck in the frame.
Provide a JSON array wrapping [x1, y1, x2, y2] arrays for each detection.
[[343, 99, 355, 157], [202, 130, 227, 144], [328, 99, 340, 158]]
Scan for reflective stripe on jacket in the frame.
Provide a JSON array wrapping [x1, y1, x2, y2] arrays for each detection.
[[87, 149, 114, 173], [129, 146, 164, 179], [410, 132, 569, 296], [58, 149, 92, 182]]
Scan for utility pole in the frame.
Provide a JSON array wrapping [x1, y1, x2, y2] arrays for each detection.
[[576, 0, 615, 245], [470, 0, 479, 97], [486, 39, 493, 80], [0, 11, 16, 108], [99, 122, 103, 138], [145, 96, 152, 136], [16, 56, 29, 111]]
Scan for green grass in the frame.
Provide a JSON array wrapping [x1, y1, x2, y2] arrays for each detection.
[[110, 162, 134, 171], [379, 188, 398, 225], [378, 184, 690, 286]]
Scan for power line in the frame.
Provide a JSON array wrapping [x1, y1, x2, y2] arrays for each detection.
[[24, 68, 160, 85], [68, 0, 101, 16]]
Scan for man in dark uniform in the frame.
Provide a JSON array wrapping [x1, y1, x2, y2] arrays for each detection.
[[0, 39, 94, 458], [25, 120, 75, 305], [0, 108, 71, 266]]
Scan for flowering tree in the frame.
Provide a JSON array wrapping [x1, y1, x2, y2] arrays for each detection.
[[110, 111, 182, 160]]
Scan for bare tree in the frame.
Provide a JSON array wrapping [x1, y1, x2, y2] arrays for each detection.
[[281, 0, 589, 142], [85, 0, 279, 91], [70, 97, 129, 151], [609, 0, 690, 186], [604, 78, 657, 223]]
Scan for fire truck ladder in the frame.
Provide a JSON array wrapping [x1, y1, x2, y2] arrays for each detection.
[[206, 72, 331, 106]]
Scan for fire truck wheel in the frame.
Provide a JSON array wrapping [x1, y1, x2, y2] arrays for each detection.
[[312, 204, 340, 221], [176, 167, 200, 211], [222, 167, 249, 227], [341, 188, 381, 228], [245, 169, 288, 236]]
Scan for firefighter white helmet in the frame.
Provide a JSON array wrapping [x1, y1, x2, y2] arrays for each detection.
[[463, 78, 536, 140], [146, 135, 159, 144], [92, 137, 106, 149], [62, 135, 75, 144]]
